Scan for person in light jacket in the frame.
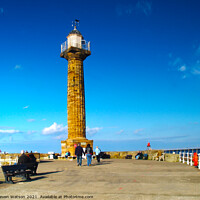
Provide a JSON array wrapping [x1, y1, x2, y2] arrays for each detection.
[[95, 146, 101, 163]]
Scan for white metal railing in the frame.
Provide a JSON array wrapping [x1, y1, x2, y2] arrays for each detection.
[[61, 40, 90, 53], [179, 152, 200, 169], [0, 156, 18, 166]]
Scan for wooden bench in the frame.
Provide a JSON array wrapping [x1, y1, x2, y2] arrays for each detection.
[[1, 164, 32, 184]]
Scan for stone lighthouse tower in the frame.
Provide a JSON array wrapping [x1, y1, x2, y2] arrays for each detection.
[[60, 20, 93, 156]]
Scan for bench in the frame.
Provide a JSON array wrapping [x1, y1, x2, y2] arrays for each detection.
[[1, 164, 32, 184]]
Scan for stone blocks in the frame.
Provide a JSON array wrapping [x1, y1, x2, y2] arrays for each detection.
[[60, 47, 92, 156]]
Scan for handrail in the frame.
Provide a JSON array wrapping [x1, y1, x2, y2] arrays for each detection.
[[61, 40, 90, 53], [179, 152, 200, 169]]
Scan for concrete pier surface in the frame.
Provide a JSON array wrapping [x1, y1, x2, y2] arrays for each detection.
[[0, 159, 200, 200]]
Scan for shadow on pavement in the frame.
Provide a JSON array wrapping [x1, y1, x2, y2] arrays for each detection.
[[91, 160, 113, 166], [39, 160, 54, 163], [36, 170, 63, 176], [29, 176, 47, 182]]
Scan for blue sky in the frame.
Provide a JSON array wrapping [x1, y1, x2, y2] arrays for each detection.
[[0, 0, 200, 153]]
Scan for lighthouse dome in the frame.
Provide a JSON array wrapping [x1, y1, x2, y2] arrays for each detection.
[[69, 29, 82, 36]]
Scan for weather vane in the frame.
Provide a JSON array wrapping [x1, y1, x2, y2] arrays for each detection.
[[72, 19, 80, 30]]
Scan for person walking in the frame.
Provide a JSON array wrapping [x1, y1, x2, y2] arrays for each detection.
[[75, 143, 84, 166], [84, 144, 93, 166], [95, 146, 101, 163]]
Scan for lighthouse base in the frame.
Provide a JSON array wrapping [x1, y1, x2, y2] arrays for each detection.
[[61, 138, 93, 156]]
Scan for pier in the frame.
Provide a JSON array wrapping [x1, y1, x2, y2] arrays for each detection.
[[0, 159, 200, 200]]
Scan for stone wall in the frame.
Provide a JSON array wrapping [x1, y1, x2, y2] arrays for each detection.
[[164, 153, 179, 162], [105, 150, 163, 159], [105, 150, 180, 162], [1, 151, 180, 163]]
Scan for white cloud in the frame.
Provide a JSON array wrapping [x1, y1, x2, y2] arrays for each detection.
[[168, 47, 200, 78], [179, 65, 186, 72], [27, 119, 35, 122], [0, 129, 20, 134], [42, 122, 68, 135], [192, 68, 200, 75], [23, 105, 29, 109], [53, 134, 67, 140], [14, 65, 22, 70], [86, 127, 102, 136], [41, 118, 47, 121], [134, 128, 144, 134]]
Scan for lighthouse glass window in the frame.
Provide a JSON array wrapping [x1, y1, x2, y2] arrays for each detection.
[[68, 35, 82, 49]]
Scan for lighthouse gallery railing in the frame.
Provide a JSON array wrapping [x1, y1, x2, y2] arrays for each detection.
[[61, 40, 90, 53]]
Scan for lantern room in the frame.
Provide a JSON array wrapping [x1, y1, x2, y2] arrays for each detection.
[[61, 20, 90, 53], [67, 27, 83, 49]]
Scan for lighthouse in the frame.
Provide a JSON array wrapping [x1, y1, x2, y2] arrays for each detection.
[[60, 20, 93, 156]]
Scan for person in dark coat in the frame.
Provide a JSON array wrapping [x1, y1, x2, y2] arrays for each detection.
[[75, 143, 84, 166], [28, 151, 37, 163], [135, 151, 144, 160], [84, 144, 93, 166], [27, 151, 38, 174], [18, 150, 30, 164], [18, 150, 38, 175]]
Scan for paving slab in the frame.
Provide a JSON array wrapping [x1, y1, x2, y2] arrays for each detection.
[[0, 159, 200, 200]]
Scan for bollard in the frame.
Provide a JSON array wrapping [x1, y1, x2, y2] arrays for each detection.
[[190, 153, 193, 166], [179, 152, 182, 162], [187, 152, 190, 165], [198, 153, 200, 170]]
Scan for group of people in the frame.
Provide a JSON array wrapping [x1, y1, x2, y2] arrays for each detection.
[[135, 151, 149, 160], [18, 150, 38, 174], [18, 150, 37, 164], [135, 151, 144, 159], [75, 143, 101, 167]]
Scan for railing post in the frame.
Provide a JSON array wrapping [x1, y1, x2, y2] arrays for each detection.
[[179, 152, 182, 162], [198, 153, 200, 170], [182, 152, 185, 163], [190, 153, 193, 166], [9, 156, 11, 165], [187, 152, 190, 165]]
